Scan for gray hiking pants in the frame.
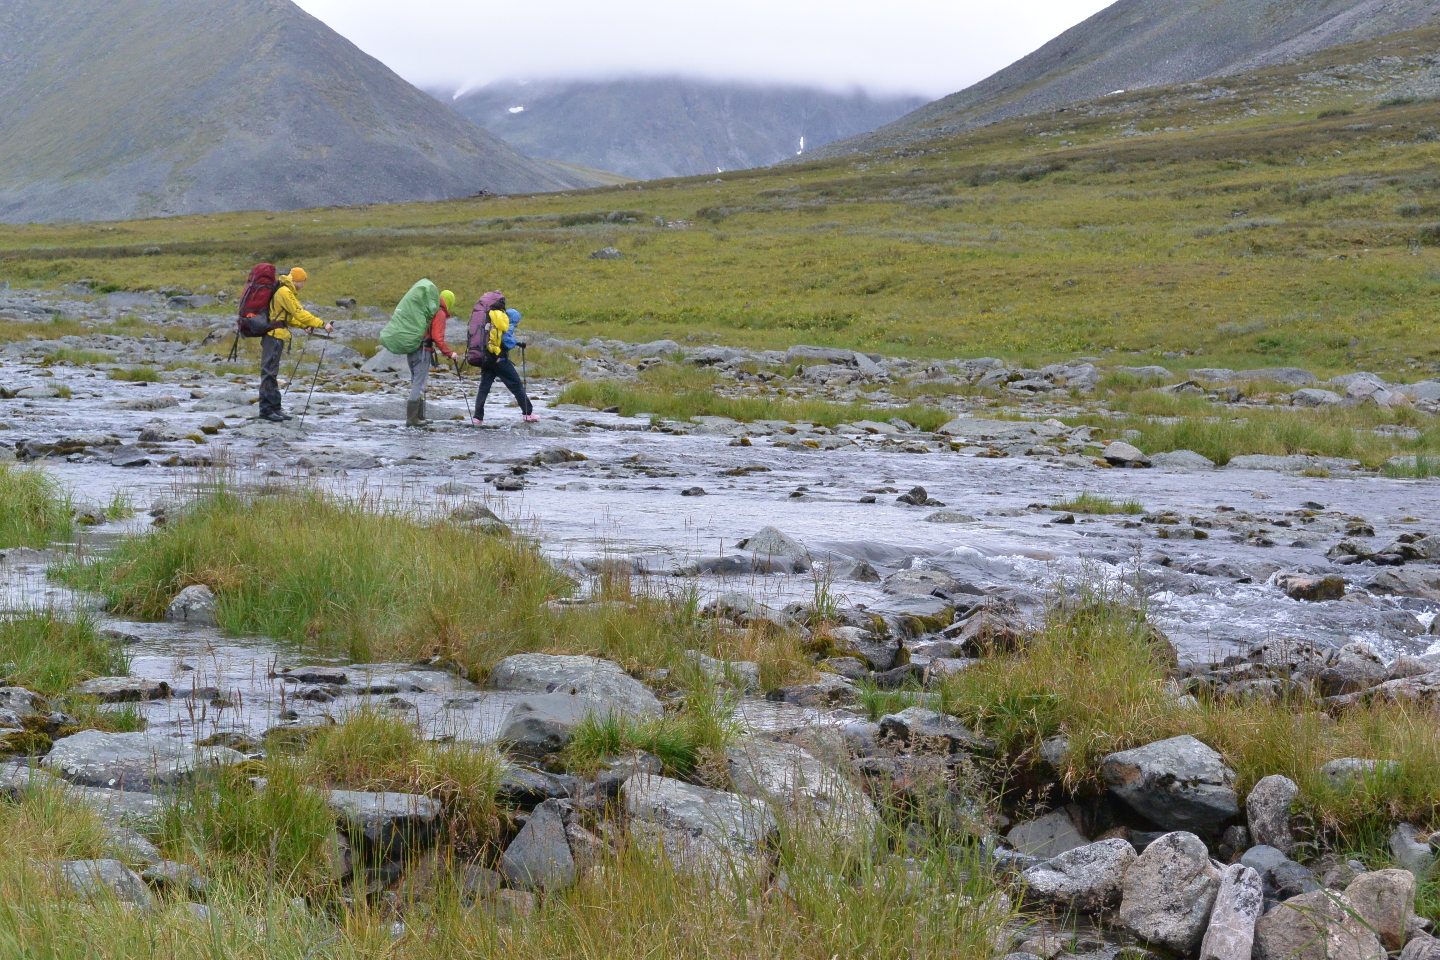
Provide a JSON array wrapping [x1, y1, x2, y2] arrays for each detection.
[[259, 335, 285, 416], [407, 348, 431, 403]]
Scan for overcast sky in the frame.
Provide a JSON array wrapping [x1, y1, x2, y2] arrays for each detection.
[[292, 0, 1115, 99]]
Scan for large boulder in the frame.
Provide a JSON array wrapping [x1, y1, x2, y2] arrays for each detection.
[[1019, 838, 1137, 913], [1390, 824, 1437, 880], [1328, 670, 1440, 710], [739, 527, 811, 573], [877, 707, 994, 754], [501, 799, 576, 891], [1246, 775, 1298, 856], [1253, 889, 1385, 960], [1101, 735, 1239, 833], [724, 738, 877, 845], [1199, 864, 1264, 960], [1345, 869, 1415, 951], [42, 730, 244, 791], [487, 654, 661, 718], [1118, 831, 1222, 952], [1405, 937, 1440, 960], [621, 773, 775, 878]]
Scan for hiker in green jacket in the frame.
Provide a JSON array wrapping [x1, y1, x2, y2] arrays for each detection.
[[378, 279, 457, 427]]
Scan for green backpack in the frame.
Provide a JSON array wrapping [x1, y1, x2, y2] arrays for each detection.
[[379, 279, 440, 355]]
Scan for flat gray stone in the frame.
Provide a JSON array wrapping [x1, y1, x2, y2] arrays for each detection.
[[42, 731, 244, 791], [488, 654, 661, 718], [1200, 864, 1264, 960], [724, 738, 877, 844], [71, 677, 171, 703], [54, 859, 153, 907]]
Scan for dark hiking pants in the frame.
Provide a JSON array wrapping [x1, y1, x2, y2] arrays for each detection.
[[473, 357, 532, 420], [259, 335, 285, 416]]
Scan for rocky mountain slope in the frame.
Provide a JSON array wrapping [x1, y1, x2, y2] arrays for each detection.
[[441, 78, 927, 180], [805, 0, 1440, 160], [0, 0, 601, 224]]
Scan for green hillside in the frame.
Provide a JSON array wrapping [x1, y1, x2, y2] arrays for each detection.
[[6, 25, 1440, 378]]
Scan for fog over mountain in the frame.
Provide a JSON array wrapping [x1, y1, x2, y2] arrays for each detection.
[[439, 78, 928, 181]]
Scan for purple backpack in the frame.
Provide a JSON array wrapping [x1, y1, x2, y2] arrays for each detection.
[[466, 291, 507, 367]]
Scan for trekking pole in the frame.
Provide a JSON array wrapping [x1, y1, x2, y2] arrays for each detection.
[[283, 333, 310, 396], [299, 342, 328, 426], [520, 344, 528, 391]]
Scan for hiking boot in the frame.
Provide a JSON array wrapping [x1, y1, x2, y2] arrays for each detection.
[[522, 414, 540, 423], [276, 411, 293, 421], [470, 418, 483, 426], [405, 400, 424, 427], [259, 412, 286, 423]]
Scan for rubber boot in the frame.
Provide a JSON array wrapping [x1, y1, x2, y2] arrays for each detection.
[[419, 397, 427, 423], [405, 400, 423, 427]]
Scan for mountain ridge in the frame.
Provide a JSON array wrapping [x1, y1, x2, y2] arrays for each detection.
[[0, 0, 601, 224], [803, 0, 1440, 161]]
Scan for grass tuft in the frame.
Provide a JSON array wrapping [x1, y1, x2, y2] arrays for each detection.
[[1051, 492, 1144, 515], [0, 463, 73, 548], [0, 611, 128, 696]]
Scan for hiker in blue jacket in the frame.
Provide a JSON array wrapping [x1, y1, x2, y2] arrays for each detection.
[[472, 307, 538, 424]]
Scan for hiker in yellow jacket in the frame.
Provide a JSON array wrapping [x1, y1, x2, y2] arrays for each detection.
[[259, 267, 332, 422]]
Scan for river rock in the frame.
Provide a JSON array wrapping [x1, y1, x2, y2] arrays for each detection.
[[70, 677, 171, 703], [1328, 670, 1440, 710], [1103, 440, 1150, 467], [1246, 775, 1298, 856], [360, 347, 408, 374], [327, 789, 440, 862], [1118, 831, 1222, 952], [826, 626, 901, 671], [42, 730, 244, 791], [165, 584, 218, 626], [1292, 388, 1342, 407], [621, 773, 775, 877], [1321, 757, 1395, 789], [1150, 449, 1216, 472], [1234, 367, 1317, 387], [725, 738, 877, 843], [1318, 642, 1387, 696], [1006, 808, 1089, 858], [1101, 735, 1239, 833], [54, 859, 153, 907], [487, 654, 661, 718], [877, 706, 993, 754], [501, 799, 575, 891], [1405, 937, 1440, 960], [141, 860, 208, 896], [1345, 869, 1415, 951], [739, 526, 811, 572], [500, 693, 625, 757], [1253, 889, 1385, 960], [1019, 838, 1137, 912], [1200, 864, 1265, 960], [1390, 824, 1437, 880]]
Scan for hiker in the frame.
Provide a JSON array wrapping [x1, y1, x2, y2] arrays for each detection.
[[259, 267, 331, 422], [466, 295, 537, 425], [378, 279, 458, 427]]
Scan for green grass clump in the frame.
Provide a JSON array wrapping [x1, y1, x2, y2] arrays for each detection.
[[1385, 454, 1440, 478], [560, 364, 950, 430], [937, 587, 1440, 846], [107, 367, 161, 382], [0, 463, 73, 548], [1051, 492, 1143, 515], [64, 487, 810, 684], [563, 684, 740, 778], [0, 612, 128, 696]]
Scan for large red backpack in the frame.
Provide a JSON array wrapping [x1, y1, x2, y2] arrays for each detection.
[[236, 263, 282, 337]]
